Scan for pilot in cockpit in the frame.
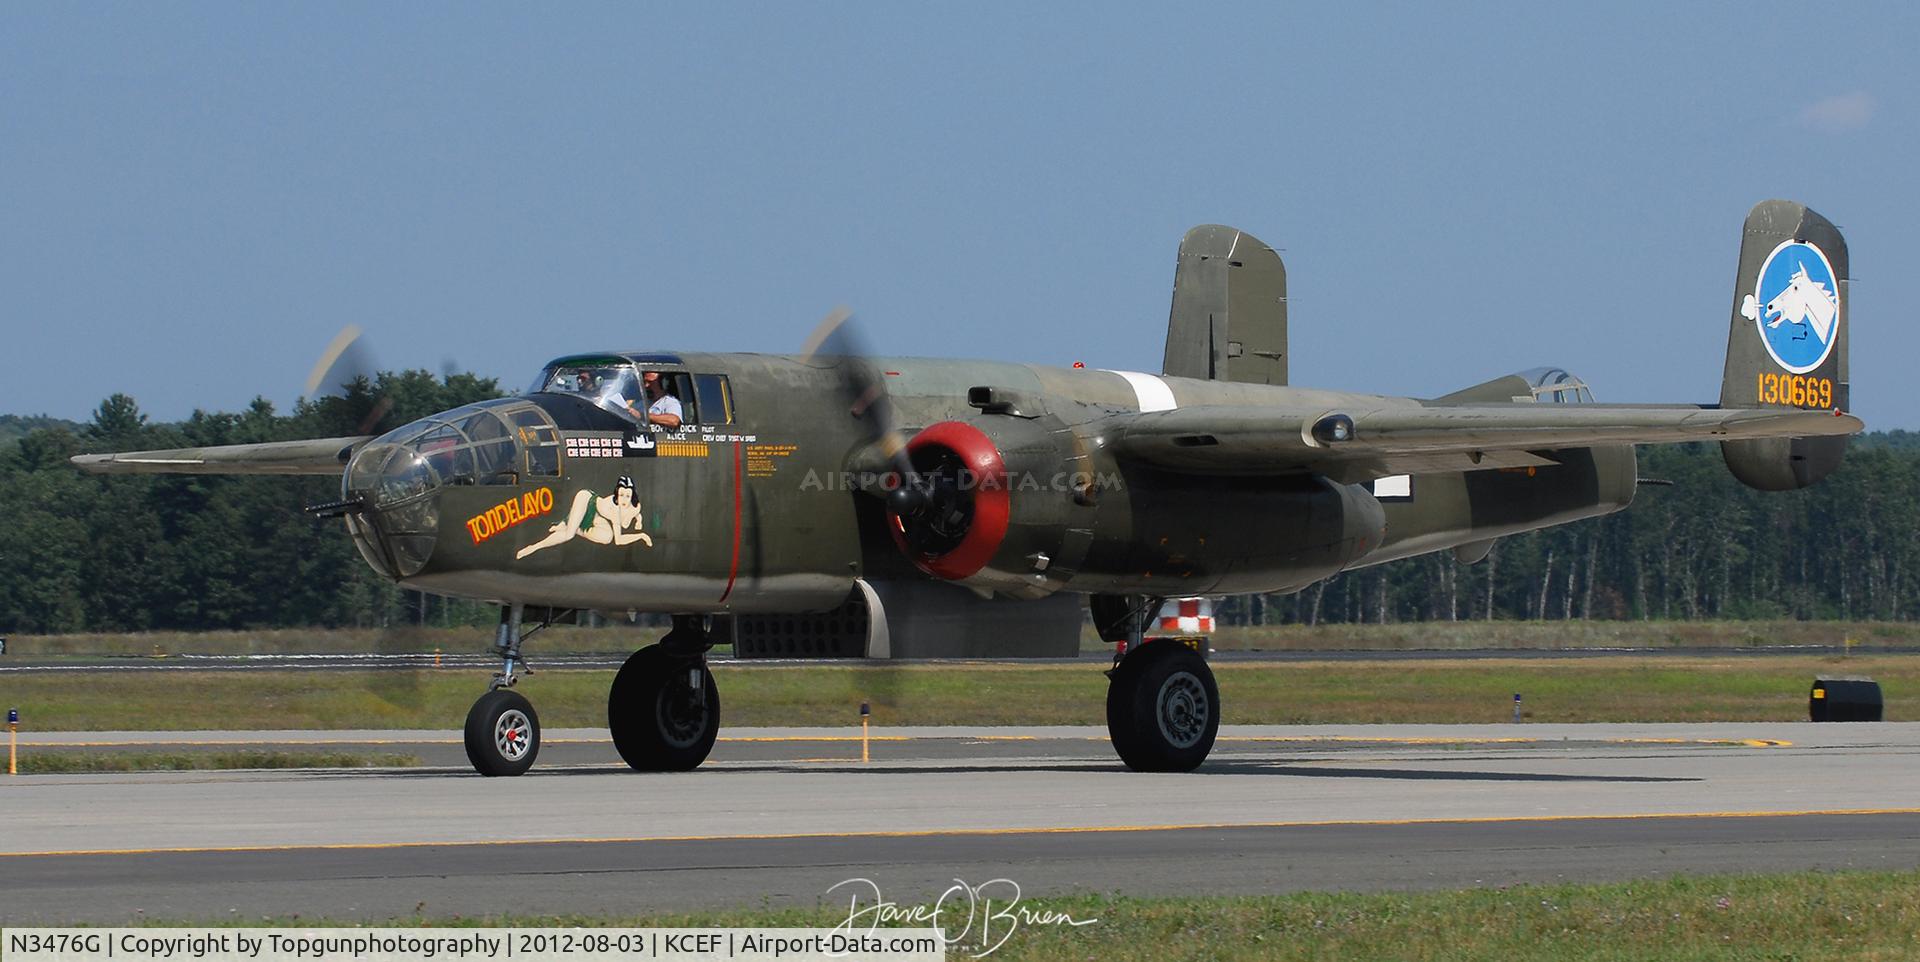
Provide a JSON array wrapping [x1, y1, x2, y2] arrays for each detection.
[[626, 371, 682, 430], [562, 369, 598, 394]]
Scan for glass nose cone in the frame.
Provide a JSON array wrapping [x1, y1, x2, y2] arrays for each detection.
[[342, 435, 446, 579]]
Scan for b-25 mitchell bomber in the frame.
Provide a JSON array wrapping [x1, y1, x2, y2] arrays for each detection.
[[75, 200, 1861, 777]]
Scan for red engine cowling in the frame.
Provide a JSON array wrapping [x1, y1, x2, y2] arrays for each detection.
[[884, 415, 1388, 600], [885, 420, 1016, 581]]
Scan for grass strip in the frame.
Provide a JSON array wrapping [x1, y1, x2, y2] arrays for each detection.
[[9, 620, 1920, 657], [158, 869, 1920, 961], [0, 654, 1912, 730], [1209, 618, 1920, 651]]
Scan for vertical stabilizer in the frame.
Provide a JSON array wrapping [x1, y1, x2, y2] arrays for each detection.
[[1718, 200, 1851, 491], [1161, 225, 1288, 385]]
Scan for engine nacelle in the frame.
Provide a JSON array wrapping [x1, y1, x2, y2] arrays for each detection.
[[886, 416, 1388, 599], [1721, 436, 1848, 491], [1072, 469, 1387, 597]]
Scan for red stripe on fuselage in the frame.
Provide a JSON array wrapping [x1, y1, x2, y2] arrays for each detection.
[[718, 440, 744, 604]]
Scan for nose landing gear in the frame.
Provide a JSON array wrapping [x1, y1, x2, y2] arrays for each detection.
[[463, 603, 553, 777]]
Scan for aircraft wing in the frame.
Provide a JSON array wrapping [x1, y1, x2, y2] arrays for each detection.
[[70, 436, 371, 476], [1104, 404, 1863, 481]]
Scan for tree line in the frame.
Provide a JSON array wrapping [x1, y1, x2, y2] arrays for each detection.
[[0, 375, 504, 634], [2, 382, 1917, 633]]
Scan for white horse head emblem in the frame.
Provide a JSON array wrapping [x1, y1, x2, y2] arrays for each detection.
[[1740, 264, 1838, 345]]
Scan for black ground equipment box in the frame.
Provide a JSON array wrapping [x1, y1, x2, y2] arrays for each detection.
[[1810, 677, 1883, 722]]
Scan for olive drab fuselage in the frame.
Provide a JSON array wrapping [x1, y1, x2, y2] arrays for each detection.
[[74, 203, 1855, 630], [356, 351, 1635, 616]]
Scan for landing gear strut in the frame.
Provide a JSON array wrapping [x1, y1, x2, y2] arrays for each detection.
[[463, 603, 556, 777], [1104, 598, 1219, 772], [608, 614, 722, 772]]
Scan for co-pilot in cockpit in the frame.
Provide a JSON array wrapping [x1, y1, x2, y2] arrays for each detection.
[[637, 370, 682, 430]]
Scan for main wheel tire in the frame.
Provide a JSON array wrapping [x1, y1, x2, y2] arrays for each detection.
[[1106, 640, 1220, 772], [464, 689, 540, 777], [608, 644, 720, 771]]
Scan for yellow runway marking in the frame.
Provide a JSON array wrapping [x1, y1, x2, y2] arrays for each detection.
[[718, 735, 918, 743], [4, 807, 1919, 860], [1213, 736, 1794, 748], [25, 739, 471, 748]]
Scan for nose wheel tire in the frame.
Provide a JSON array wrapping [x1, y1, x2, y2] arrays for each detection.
[[1106, 640, 1220, 772], [464, 689, 541, 777], [608, 644, 721, 771]]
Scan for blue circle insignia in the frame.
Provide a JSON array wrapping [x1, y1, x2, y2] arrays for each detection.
[[1742, 240, 1840, 375]]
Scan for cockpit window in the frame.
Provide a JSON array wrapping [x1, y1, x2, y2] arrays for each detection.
[[532, 360, 647, 421], [509, 409, 562, 477], [348, 401, 560, 506], [1517, 367, 1595, 404], [453, 408, 517, 482], [414, 424, 472, 491], [530, 358, 704, 426], [693, 374, 733, 424]]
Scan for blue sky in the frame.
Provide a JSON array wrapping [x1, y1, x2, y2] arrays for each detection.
[[5, 4, 1916, 427]]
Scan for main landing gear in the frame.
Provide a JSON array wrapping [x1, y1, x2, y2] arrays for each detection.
[[1100, 596, 1220, 772], [608, 615, 721, 771], [462, 607, 723, 777]]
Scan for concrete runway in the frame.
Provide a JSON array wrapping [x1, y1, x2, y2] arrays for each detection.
[[6, 723, 1920, 922]]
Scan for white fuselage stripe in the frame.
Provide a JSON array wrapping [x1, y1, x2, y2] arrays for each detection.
[[1105, 370, 1178, 412]]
